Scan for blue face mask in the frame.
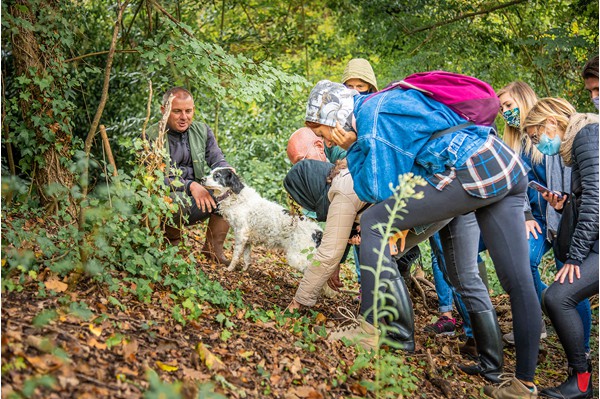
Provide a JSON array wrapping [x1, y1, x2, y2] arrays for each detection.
[[535, 133, 562, 156], [502, 107, 520, 128], [593, 96, 599, 110]]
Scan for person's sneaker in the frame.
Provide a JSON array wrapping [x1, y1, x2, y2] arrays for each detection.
[[484, 375, 538, 398], [328, 314, 379, 351], [503, 321, 547, 345], [424, 316, 456, 336]]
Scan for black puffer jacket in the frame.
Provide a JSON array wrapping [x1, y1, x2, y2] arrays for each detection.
[[568, 123, 599, 265]]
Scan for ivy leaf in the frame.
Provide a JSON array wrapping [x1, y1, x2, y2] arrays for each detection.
[[106, 333, 123, 349], [32, 309, 58, 327]]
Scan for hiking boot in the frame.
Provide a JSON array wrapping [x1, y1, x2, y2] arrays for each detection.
[[539, 366, 593, 399], [503, 320, 547, 345], [328, 314, 379, 351], [484, 375, 538, 398], [459, 337, 478, 360], [424, 316, 456, 336]]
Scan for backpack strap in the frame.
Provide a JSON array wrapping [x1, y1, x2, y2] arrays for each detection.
[[427, 122, 474, 142]]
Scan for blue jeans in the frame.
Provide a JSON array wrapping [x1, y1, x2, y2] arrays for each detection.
[[529, 218, 592, 352], [430, 233, 473, 337]]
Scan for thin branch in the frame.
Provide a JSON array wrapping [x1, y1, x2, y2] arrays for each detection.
[[99, 125, 117, 176], [406, 0, 529, 35], [64, 49, 138, 63], [84, 2, 129, 155], [123, 0, 145, 46], [141, 80, 153, 142], [150, 0, 193, 38]]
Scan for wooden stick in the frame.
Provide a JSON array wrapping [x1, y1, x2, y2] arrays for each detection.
[[99, 125, 117, 176]]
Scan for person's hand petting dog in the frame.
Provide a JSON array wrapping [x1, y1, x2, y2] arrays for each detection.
[[190, 181, 216, 213]]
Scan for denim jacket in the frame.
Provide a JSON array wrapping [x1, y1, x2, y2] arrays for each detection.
[[347, 89, 493, 203]]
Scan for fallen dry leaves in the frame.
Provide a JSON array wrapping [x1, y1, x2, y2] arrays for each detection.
[[1, 242, 598, 399]]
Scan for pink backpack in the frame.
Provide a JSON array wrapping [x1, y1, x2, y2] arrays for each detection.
[[371, 71, 500, 126]]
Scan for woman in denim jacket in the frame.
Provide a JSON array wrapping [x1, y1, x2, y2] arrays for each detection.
[[304, 79, 540, 399], [497, 82, 591, 352]]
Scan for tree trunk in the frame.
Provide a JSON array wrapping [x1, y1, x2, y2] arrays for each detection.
[[9, 0, 77, 217]]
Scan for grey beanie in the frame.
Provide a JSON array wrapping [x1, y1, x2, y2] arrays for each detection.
[[341, 58, 378, 91], [305, 80, 357, 131]]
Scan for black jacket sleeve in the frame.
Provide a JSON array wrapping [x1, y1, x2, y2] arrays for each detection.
[[567, 124, 599, 265]]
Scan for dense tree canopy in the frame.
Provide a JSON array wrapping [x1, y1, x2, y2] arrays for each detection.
[[2, 0, 597, 202]]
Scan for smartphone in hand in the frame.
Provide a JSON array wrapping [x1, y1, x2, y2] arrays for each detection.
[[528, 181, 564, 200]]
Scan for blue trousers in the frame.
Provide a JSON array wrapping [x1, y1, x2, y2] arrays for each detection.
[[429, 232, 473, 337]]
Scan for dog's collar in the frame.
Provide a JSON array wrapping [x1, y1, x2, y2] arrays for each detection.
[[214, 191, 233, 203]]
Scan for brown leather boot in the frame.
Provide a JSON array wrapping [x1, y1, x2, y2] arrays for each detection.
[[201, 214, 230, 266], [164, 224, 182, 246]]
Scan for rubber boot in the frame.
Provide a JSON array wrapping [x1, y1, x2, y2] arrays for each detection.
[[383, 273, 415, 352], [164, 224, 182, 245], [201, 214, 231, 266], [540, 365, 593, 399], [458, 309, 503, 383], [478, 261, 489, 290]]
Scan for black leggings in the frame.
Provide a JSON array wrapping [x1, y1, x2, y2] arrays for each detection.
[[359, 177, 540, 382], [543, 245, 599, 372]]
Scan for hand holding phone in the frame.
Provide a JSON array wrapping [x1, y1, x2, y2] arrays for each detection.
[[528, 181, 564, 200]]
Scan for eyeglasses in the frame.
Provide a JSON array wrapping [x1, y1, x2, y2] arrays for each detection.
[[529, 126, 543, 145]]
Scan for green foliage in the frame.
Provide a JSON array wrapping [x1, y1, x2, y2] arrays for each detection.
[[144, 369, 182, 399], [20, 375, 57, 398], [350, 352, 419, 397], [2, 0, 83, 174], [32, 309, 58, 327]]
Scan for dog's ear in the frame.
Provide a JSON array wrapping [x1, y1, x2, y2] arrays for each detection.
[[223, 169, 244, 194], [312, 230, 323, 248]]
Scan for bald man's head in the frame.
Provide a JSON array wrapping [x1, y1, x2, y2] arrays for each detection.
[[287, 127, 327, 164]]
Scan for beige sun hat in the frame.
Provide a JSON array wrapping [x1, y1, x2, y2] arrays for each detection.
[[341, 58, 378, 92]]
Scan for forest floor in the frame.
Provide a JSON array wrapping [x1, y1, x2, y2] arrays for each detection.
[[2, 237, 598, 399]]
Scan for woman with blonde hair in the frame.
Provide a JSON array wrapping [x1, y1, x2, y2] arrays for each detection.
[[522, 97, 598, 399], [496, 82, 591, 352]]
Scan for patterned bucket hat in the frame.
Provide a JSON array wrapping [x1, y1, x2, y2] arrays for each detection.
[[305, 80, 357, 131]]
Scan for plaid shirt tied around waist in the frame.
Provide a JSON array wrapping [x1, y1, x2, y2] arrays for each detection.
[[427, 135, 529, 199]]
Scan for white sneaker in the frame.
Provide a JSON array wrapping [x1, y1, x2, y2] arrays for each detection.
[[328, 309, 379, 351]]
